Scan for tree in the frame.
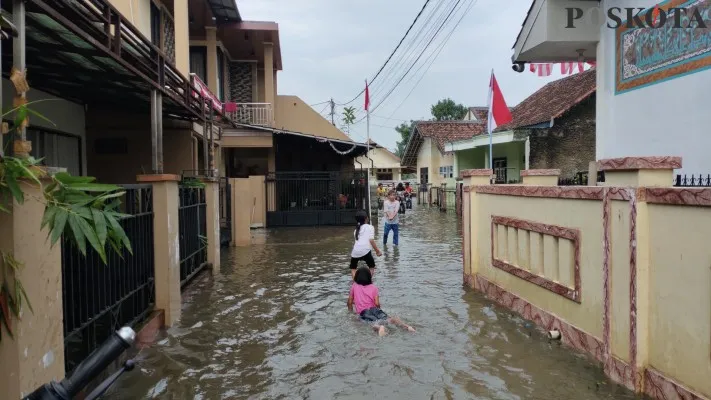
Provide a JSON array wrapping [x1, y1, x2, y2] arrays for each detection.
[[430, 98, 468, 121], [394, 121, 414, 158], [341, 106, 356, 135]]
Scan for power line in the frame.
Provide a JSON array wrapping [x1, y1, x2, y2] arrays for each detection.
[[336, 0, 432, 106], [310, 100, 331, 107], [352, 0, 467, 124], [365, 0, 453, 103], [386, 0, 478, 119], [369, 0, 466, 115]]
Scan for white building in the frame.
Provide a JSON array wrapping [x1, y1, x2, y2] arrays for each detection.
[[354, 140, 404, 182], [512, 0, 710, 174]]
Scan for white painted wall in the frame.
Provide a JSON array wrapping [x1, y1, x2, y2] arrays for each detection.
[[2, 79, 86, 174], [597, 0, 711, 174]]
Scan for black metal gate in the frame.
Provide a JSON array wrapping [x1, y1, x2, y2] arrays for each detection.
[[178, 186, 207, 287], [265, 171, 368, 226], [219, 177, 232, 246]]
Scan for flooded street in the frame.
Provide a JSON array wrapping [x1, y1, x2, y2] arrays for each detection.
[[110, 203, 635, 399]]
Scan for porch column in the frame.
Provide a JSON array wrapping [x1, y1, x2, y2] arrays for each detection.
[[150, 90, 164, 173], [12, 0, 28, 154], [524, 136, 530, 170], [231, 178, 251, 246], [263, 42, 275, 126], [137, 174, 181, 326], [460, 169, 492, 279], [201, 178, 220, 272], [205, 27, 218, 95], [0, 180, 64, 399], [173, 0, 190, 77], [453, 152, 459, 178]]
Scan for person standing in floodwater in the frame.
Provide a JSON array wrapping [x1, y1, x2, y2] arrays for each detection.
[[382, 190, 400, 246], [350, 210, 381, 279]]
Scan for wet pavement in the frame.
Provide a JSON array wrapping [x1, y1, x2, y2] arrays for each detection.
[[108, 201, 636, 399]]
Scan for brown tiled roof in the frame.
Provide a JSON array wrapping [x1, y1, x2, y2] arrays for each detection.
[[467, 106, 488, 121], [415, 121, 487, 153], [498, 68, 596, 131]]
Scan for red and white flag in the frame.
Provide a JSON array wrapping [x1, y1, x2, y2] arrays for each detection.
[[487, 71, 513, 135], [364, 80, 370, 112], [529, 63, 552, 77]]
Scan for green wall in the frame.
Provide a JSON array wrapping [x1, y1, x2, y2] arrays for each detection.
[[455, 141, 525, 183]]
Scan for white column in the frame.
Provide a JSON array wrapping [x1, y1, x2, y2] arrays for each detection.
[[453, 151, 460, 178], [525, 136, 530, 170]]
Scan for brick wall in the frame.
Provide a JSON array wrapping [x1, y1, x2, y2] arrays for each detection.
[[527, 95, 596, 178], [229, 62, 252, 103]]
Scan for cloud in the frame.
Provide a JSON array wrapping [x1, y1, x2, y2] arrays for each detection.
[[237, 0, 563, 151]]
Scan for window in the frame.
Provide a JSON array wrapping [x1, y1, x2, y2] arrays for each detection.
[[149, 1, 161, 47], [26, 128, 82, 176], [217, 47, 225, 101], [190, 46, 207, 83], [439, 165, 453, 178]]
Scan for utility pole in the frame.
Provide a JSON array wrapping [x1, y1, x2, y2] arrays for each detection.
[[329, 98, 335, 125]]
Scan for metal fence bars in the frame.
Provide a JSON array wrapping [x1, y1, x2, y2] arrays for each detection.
[[61, 184, 155, 374], [438, 184, 457, 212], [218, 178, 232, 247], [558, 171, 606, 186], [674, 174, 711, 187], [178, 186, 207, 287], [265, 171, 369, 226]]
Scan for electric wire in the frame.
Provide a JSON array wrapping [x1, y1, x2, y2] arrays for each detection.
[[386, 0, 478, 119], [336, 0, 432, 106]]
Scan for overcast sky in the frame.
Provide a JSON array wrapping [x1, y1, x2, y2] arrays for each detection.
[[237, 0, 561, 151]]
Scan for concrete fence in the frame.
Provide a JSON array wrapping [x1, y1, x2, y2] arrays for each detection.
[[0, 174, 222, 399], [461, 157, 710, 400]]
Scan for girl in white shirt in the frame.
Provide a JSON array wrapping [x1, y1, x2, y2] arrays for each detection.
[[350, 210, 382, 279]]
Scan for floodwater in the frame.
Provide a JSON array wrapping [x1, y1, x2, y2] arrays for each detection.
[[108, 202, 636, 399]]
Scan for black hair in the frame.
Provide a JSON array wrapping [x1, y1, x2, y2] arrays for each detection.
[[354, 266, 373, 285], [396, 183, 405, 191], [354, 210, 367, 240]]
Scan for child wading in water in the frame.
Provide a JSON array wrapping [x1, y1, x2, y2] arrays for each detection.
[[347, 266, 415, 336], [350, 210, 381, 279]]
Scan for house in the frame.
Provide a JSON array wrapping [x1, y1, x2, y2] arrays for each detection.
[[447, 69, 596, 183], [354, 140, 404, 182], [511, 0, 709, 175], [185, 2, 370, 227], [401, 121, 487, 187], [463, 106, 488, 122]]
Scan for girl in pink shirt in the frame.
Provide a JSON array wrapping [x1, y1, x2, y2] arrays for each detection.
[[347, 267, 415, 336]]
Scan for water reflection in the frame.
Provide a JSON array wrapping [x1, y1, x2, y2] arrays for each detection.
[[108, 203, 635, 399]]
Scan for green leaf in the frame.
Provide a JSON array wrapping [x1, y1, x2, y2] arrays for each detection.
[[95, 191, 125, 203], [53, 172, 95, 185], [67, 214, 86, 255], [4, 174, 24, 204], [41, 206, 57, 230], [105, 214, 132, 255], [24, 107, 56, 127], [91, 208, 107, 248], [50, 208, 68, 246], [10, 158, 41, 185], [16, 280, 32, 313], [70, 204, 92, 220], [13, 106, 27, 129], [76, 215, 106, 263], [65, 183, 120, 192]]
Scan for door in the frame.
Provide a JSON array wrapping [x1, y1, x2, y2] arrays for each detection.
[[420, 167, 429, 184], [493, 158, 507, 183]]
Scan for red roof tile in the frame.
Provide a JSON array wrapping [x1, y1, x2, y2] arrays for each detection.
[[499, 68, 596, 131], [415, 121, 488, 153], [467, 106, 489, 121]]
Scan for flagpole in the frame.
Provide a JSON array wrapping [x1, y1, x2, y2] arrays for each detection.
[[365, 79, 372, 221], [488, 69, 494, 171]]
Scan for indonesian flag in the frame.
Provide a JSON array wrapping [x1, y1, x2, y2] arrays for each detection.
[[364, 79, 370, 111], [487, 71, 513, 135], [530, 63, 552, 77]]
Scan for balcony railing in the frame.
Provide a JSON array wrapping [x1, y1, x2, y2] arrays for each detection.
[[226, 103, 273, 126]]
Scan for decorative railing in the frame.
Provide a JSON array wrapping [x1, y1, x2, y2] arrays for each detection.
[[226, 103, 273, 126], [33, 0, 203, 116], [674, 174, 711, 187], [178, 186, 207, 287], [61, 184, 155, 374]]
